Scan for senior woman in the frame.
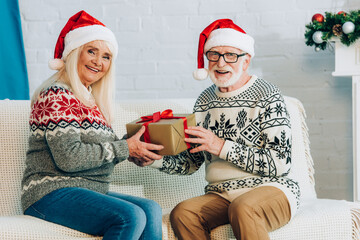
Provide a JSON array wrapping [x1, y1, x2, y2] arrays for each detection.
[[21, 11, 163, 240]]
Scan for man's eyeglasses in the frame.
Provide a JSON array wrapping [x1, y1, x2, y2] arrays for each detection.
[[205, 51, 247, 63]]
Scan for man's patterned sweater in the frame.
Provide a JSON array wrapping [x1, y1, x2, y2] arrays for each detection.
[[151, 76, 300, 218], [21, 83, 129, 212]]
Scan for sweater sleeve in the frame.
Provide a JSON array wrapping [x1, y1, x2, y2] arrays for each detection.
[[35, 88, 129, 173], [218, 93, 292, 177]]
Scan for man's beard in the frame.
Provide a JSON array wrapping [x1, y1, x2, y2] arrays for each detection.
[[209, 61, 244, 88]]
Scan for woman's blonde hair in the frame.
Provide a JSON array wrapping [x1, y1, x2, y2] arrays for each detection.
[[31, 40, 115, 123]]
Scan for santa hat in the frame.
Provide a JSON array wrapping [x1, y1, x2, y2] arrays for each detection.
[[49, 10, 118, 70], [193, 19, 255, 80]]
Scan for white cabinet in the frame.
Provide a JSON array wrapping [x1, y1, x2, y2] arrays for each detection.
[[332, 38, 360, 77], [331, 38, 360, 201]]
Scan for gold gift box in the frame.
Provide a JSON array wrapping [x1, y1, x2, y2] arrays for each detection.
[[126, 113, 195, 156]]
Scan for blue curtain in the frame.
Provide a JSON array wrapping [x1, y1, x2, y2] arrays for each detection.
[[0, 0, 29, 100]]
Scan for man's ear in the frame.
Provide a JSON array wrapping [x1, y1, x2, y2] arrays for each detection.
[[242, 55, 251, 71]]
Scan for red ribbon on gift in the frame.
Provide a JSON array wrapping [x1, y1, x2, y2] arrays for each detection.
[[136, 109, 191, 149]]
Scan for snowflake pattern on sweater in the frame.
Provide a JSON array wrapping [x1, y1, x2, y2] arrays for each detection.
[[158, 76, 300, 213]]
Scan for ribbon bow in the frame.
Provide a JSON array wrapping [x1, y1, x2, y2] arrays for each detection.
[[136, 109, 191, 149]]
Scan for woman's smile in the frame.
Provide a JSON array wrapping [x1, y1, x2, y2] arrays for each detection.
[[85, 65, 101, 73]]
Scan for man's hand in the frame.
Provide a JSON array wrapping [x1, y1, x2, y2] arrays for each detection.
[[184, 126, 225, 156], [126, 126, 164, 163]]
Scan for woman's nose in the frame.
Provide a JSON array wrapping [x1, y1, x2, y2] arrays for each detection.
[[92, 56, 101, 66]]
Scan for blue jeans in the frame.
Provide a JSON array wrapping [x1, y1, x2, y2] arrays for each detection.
[[24, 187, 162, 240]]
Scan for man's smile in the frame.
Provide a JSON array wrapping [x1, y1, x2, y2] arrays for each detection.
[[215, 70, 230, 74]]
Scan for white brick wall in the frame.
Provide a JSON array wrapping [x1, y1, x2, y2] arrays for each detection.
[[18, 0, 360, 201]]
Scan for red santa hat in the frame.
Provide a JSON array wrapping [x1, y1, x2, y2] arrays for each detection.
[[193, 19, 255, 80], [48, 10, 118, 70]]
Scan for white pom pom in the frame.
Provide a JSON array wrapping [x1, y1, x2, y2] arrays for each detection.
[[193, 68, 208, 80], [48, 58, 64, 70]]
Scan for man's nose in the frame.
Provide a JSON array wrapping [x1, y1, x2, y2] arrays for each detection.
[[217, 55, 227, 67]]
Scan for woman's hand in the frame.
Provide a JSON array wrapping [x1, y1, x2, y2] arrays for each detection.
[[126, 126, 164, 163], [128, 156, 155, 167], [184, 126, 225, 156]]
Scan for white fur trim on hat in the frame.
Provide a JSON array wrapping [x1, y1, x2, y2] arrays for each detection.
[[63, 25, 118, 60], [204, 28, 255, 57], [48, 58, 64, 70], [193, 68, 209, 80]]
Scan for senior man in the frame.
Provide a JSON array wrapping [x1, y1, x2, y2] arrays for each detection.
[[132, 19, 300, 240]]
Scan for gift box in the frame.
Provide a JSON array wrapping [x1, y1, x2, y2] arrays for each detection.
[[126, 110, 196, 156]]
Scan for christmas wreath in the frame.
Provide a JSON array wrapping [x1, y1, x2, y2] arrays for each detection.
[[305, 10, 360, 51]]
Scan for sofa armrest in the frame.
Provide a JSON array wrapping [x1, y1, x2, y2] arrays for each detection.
[[349, 202, 360, 240]]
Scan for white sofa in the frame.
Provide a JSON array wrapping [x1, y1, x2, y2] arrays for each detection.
[[0, 97, 359, 240]]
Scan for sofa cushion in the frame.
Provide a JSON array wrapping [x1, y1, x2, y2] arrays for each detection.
[[185, 199, 351, 240], [0, 215, 101, 239]]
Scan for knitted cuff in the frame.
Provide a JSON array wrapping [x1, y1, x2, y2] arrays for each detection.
[[112, 140, 130, 162], [149, 158, 164, 169], [219, 140, 233, 160]]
